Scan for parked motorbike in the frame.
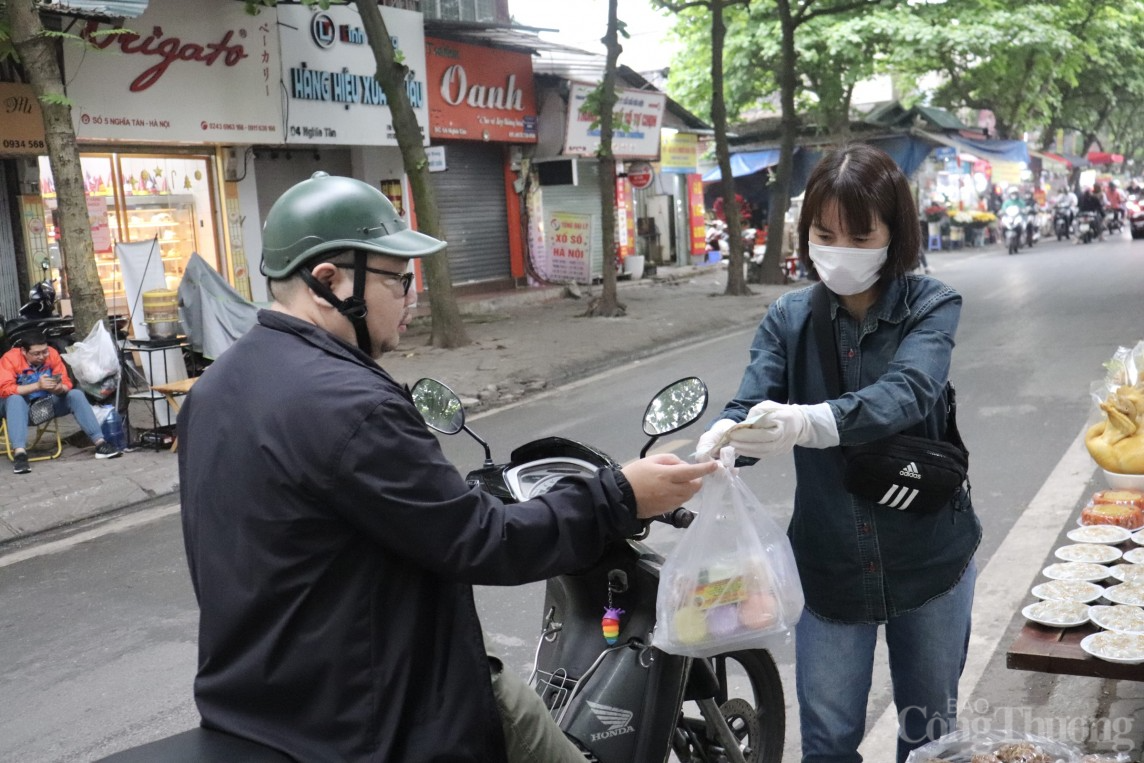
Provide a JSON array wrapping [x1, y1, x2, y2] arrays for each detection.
[[1025, 207, 1043, 248], [1052, 204, 1074, 241], [413, 375, 785, 763], [0, 262, 75, 354], [1128, 194, 1144, 240], [1077, 211, 1100, 244], [1000, 206, 1024, 254]]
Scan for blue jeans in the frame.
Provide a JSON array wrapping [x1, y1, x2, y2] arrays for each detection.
[[0, 390, 104, 450], [795, 559, 976, 763]]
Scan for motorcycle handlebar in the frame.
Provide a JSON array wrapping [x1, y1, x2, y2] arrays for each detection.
[[654, 507, 695, 528]]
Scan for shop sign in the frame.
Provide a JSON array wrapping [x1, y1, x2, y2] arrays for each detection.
[[278, 3, 429, 147], [425, 37, 537, 143], [63, 0, 280, 144], [564, 82, 665, 160], [659, 131, 698, 173], [547, 211, 593, 284], [0, 83, 47, 155], [687, 173, 706, 255], [627, 161, 654, 190], [426, 145, 447, 172]]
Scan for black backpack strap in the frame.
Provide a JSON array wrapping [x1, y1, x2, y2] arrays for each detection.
[[810, 282, 842, 399], [812, 281, 965, 454]]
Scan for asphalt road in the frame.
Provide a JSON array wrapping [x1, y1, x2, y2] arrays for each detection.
[[1, 232, 1142, 762]]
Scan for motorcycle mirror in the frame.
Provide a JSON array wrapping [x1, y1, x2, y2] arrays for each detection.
[[39, 258, 50, 273], [642, 377, 708, 438], [411, 378, 465, 435]]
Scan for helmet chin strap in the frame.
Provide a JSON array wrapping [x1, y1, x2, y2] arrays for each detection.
[[299, 252, 373, 356]]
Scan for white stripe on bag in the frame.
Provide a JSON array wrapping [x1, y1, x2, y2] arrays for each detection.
[[878, 484, 920, 510]]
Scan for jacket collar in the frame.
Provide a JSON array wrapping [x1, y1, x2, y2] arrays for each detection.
[[256, 309, 390, 377], [827, 275, 911, 327]]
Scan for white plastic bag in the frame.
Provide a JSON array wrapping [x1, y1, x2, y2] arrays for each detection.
[[904, 728, 1088, 762], [653, 448, 804, 658], [63, 321, 120, 389]]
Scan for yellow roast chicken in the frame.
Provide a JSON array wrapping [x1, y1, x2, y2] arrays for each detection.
[[1086, 382, 1144, 474]]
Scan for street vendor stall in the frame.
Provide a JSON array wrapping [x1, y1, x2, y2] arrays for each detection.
[[1008, 341, 1144, 678]]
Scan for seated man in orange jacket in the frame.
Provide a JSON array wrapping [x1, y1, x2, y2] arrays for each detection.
[[0, 332, 122, 473]]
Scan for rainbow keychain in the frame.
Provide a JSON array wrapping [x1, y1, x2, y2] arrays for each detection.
[[602, 576, 624, 645]]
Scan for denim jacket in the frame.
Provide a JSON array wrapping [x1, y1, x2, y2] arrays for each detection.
[[719, 275, 980, 623]]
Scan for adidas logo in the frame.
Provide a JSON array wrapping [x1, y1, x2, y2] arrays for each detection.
[[899, 462, 921, 479]]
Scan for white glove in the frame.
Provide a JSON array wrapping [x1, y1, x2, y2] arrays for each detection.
[[695, 419, 736, 461], [725, 401, 839, 458]]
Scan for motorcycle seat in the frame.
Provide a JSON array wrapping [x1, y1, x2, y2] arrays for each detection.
[[94, 727, 294, 762]]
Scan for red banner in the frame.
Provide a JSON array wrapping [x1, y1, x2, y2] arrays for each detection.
[[688, 174, 706, 255]]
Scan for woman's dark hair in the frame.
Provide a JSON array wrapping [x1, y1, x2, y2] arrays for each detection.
[[797, 143, 920, 280]]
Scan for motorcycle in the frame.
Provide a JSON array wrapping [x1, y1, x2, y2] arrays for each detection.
[[1025, 207, 1042, 248], [1077, 211, 1100, 244], [96, 377, 786, 763], [1128, 194, 1144, 240], [1000, 206, 1024, 254], [1052, 204, 1074, 241], [413, 375, 785, 763], [1105, 209, 1124, 237], [0, 261, 75, 354]]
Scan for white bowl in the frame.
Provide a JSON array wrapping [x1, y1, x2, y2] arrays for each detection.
[[1104, 470, 1144, 491]]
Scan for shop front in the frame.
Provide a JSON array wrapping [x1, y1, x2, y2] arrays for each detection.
[[526, 80, 665, 283], [40, 0, 284, 309], [263, 3, 428, 289], [422, 36, 538, 287]]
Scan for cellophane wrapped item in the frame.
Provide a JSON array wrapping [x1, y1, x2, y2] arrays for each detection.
[[653, 448, 804, 658], [1090, 340, 1143, 406], [1086, 341, 1144, 476], [904, 728, 1130, 763]]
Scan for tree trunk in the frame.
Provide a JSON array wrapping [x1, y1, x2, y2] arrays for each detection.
[[585, 0, 625, 317], [8, 1, 108, 337], [711, 0, 750, 295], [357, 2, 470, 348], [759, 0, 798, 285]]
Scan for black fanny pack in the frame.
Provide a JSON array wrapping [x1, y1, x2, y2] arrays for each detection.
[[811, 284, 969, 514]]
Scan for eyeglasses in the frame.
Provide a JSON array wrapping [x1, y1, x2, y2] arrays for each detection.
[[334, 264, 414, 296], [24, 348, 50, 359]]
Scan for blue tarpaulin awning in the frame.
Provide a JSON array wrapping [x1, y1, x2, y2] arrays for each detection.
[[702, 149, 782, 182], [920, 131, 1030, 165]]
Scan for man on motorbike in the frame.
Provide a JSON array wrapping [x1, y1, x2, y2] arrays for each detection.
[[1053, 186, 1078, 238], [177, 172, 717, 763], [1079, 186, 1106, 241], [1106, 181, 1125, 229]]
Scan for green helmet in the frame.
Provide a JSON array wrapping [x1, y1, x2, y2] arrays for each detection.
[[260, 171, 445, 278]]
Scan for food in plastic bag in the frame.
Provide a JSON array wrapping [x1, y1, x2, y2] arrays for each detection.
[[905, 728, 1100, 763], [63, 321, 120, 388], [1086, 382, 1144, 475], [653, 448, 804, 658]]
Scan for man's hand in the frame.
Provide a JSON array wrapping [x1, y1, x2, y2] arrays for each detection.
[[39, 375, 61, 394], [622, 454, 718, 519]]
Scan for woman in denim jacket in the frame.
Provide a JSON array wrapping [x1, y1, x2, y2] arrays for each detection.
[[697, 144, 980, 763]]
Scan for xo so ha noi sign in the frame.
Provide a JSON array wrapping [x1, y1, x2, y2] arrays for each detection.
[[425, 38, 538, 143]]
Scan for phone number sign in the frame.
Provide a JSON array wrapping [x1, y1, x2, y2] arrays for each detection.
[[548, 211, 593, 284]]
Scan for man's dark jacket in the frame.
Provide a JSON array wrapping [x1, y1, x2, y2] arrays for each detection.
[[178, 310, 641, 762]]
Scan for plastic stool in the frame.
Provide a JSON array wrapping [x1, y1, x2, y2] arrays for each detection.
[[927, 233, 943, 251]]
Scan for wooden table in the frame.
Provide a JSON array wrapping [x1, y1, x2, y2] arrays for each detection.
[[1007, 620, 1144, 681], [149, 377, 198, 452]]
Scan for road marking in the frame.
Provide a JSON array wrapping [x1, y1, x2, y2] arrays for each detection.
[[857, 425, 1096, 759], [0, 503, 180, 568]]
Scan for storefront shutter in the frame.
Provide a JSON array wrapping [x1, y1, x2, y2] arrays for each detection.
[[538, 160, 604, 278], [0, 163, 21, 320], [429, 143, 511, 284]]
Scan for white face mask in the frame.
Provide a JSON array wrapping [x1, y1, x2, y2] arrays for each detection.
[[807, 241, 889, 295]]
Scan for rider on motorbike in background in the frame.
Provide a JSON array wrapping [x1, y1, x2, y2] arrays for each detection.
[[1052, 186, 1078, 239], [1079, 186, 1106, 242]]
